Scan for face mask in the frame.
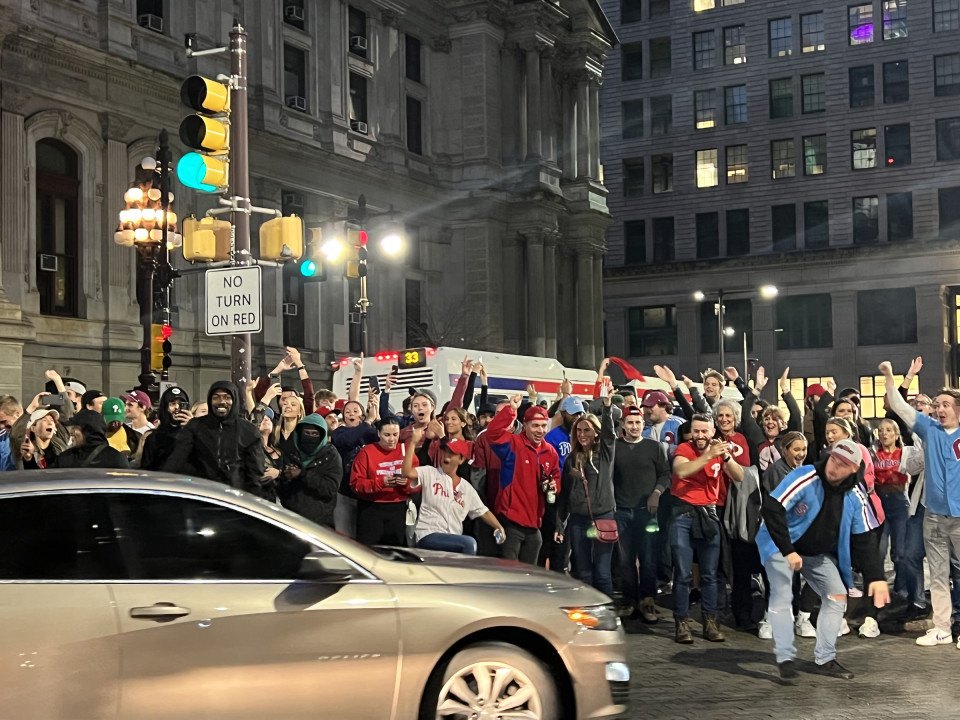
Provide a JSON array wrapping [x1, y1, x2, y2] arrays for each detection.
[[300, 434, 321, 454]]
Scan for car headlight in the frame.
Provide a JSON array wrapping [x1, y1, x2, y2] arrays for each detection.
[[562, 604, 620, 631]]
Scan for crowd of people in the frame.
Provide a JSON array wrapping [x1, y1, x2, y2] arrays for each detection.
[[2, 348, 959, 680]]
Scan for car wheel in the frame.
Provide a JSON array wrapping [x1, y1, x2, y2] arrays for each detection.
[[429, 642, 559, 720]]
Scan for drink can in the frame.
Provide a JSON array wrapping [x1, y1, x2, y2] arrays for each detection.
[[546, 490, 556, 504]]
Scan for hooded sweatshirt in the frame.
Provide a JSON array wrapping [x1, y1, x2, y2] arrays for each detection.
[[163, 381, 265, 495], [278, 413, 342, 528], [54, 410, 129, 469], [141, 386, 191, 472]]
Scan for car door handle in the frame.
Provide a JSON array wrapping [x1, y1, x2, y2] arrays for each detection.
[[129, 603, 192, 620]]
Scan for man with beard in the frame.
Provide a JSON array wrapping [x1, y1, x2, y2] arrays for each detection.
[[163, 381, 265, 496], [140, 386, 193, 471], [55, 410, 129, 469]]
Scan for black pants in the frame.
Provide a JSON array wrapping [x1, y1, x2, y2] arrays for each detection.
[[500, 517, 542, 565], [730, 537, 763, 624], [356, 500, 407, 546]]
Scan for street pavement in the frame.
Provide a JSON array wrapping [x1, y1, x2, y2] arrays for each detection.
[[622, 597, 959, 719]]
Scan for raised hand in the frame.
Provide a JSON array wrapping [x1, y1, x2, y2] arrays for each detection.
[[755, 366, 768, 393], [654, 364, 677, 385], [526, 382, 538, 399], [907, 356, 923, 377], [478, 363, 488, 384], [878, 361, 894, 377], [681, 374, 696, 390], [410, 426, 425, 445], [427, 418, 445, 439], [779, 367, 791, 395], [825, 378, 837, 395], [352, 354, 364, 373], [461, 356, 473, 376], [509, 393, 523, 410], [560, 376, 573, 397], [724, 366, 740, 382]]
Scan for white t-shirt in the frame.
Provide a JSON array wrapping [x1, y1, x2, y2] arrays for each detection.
[[412, 466, 488, 541]]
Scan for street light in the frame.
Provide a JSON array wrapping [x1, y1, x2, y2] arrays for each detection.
[[693, 284, 779, 372]]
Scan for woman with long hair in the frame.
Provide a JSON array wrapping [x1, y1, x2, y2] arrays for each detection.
[[273, 390, 305, 457], [254, 407, 282, 500], [428, 406, 475, 480]]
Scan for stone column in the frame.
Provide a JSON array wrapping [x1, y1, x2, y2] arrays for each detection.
[[525, 233, 546, 356], [541, 52, 556, 164], [576, 78, 590, 179], [543, 233, 558, 358], [576, 250, 595, 367], [525, 45, 542, 161], [592, 250, 604, 363], [561, 79, 576, 179], [589, 80, 601, 180], [916, 284, 949, 386]]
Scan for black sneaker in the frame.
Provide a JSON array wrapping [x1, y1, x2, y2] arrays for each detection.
[[777, 660, 798, 682], [813, 659, 854, 680]]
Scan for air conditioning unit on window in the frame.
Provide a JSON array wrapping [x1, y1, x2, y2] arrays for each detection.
[[282, 191, 303, 208], [282, 303, 299, 316], [39, 254, 58, 272], [286, 95, 307, 112], [284, 5, 305, 22], [350, 35, 368, 52], [350, 120, 369, 135], [137, 13, 163, 33]]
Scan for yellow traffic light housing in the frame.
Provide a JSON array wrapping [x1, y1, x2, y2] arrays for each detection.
[[150, 323, 165, 372], [259, 215, 303, 262], [182, 215, 232, 262], [178, 75, 231, 193]]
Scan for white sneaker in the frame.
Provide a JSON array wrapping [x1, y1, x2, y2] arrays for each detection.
[[858, 617, 880, 638], [758, 619, 773, 639], [795, 611, 816, 638], [916, 628, 953, 646], [847, 587, 863, 598], [838, 619, 851, 636]]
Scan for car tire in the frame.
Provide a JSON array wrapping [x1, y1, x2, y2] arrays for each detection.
[[424, 641, 559, 720]]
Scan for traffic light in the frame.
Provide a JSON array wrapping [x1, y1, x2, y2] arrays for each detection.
[[150, 323, 173, 371], [260, 215, 303, 262], [182, 215, 232, 262], [177, 75, 230, 193], [345, 221, 368, 279], [299, 227, 326, 282]]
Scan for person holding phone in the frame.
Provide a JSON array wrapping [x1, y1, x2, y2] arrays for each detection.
[[351, 416, 415, 545], [140, 386, 193, 471]]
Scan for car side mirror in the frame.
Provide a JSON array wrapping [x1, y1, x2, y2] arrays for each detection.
[[297, 549, 360, 583]]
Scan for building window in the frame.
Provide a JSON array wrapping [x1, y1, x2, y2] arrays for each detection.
[[405, 35, 422, 82], [804, 200, 830, 249], [696, 212, 720, 258], [651, 95, 672, 135], [771, 139, 796, 179], [882, 0, 908, 40], [935, 53, 960, 96], [803, 134, 827, 175], [849, 3, 874, 44], [849, 65, 875, 107], [937, 118, 960, 161], [885, 123, 911, 166], [726, 208, 750, 256], [694, 89, 717, 129], [652, 154, 673, 193], [650, 0, 670, 17], [858, 373, 919, 419], [136, 0, 164, 32], [696, 149, 719, 188], [853, 196, 880, 244], [801, 12, 825, 52], [694, 0, 715, 10], [772, 204, 797, 252], [621, 0, 642, 23], [624, 220, 646, 264], [769, 78, 793, 119], [622, 100, 644, 139], [724, 25, 746, 65], [694, 31, 717, 70], [623, 158, 644, 197], [939, 187, 960, 236], [724, 85, 747, 125], [650, 37, 671, 78], [802, 74, 826, 113], [628, 305, 678, 357], [406, 96, 422, 154], [883, 60, 909, 103], [405, 278, 423, 348], [726, 145, 749, 184], [622, 42, 643, 81], [701, 298, 751, 353], [857, 288, 917, 345], [283, 45, 307, 112], [348, 72, 368, 125], [35, 138, 79, 318], [934, 0, 960, 31], [283, 0, 305, 30], [776, 294, 833, 349], [769, 18, 793, 58], [652, 217, 675, 262], [852, 128, 877, 170], [888, 192, 913, 241], [348, 6, 368, 58]]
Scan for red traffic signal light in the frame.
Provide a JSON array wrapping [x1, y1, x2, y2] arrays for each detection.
[[358, 230, 368, 246], [160, 323, 173, 340]]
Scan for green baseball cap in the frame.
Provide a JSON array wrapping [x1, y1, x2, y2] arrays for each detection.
[[102, 397, 126, 423]]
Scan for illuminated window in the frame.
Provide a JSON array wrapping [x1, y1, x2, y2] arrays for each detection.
[[803, 134, 827, 175], [849, 4, 874, 45], [859, 374, 918, 419], [801, 12, 825, 52], [694, 0, 716, 10], [726, 144, 749, 184], [852, 128, 877, 170], [778, 376, 835, 415], [724, 25, 746, 65], [882, 0, 908, 40], [695, 89, 717, 129], [697, 149, 719, 188]]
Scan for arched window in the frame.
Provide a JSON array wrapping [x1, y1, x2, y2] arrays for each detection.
[[35, 138, 80, 317]]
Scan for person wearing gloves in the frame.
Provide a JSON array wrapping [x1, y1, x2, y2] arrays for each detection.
[[54, 409, 129, 469], [757, 438, 890, 682], [278, 413, 342, 528], [401, 427, 505, 554]]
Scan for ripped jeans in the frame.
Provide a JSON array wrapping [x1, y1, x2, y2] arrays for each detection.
[[764, 552, 847, 665]]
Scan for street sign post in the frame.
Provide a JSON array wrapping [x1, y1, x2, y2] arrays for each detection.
[[205, 266, 262, 336]]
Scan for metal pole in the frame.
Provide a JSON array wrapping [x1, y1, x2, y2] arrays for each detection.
[[136, 249, 155, 393], [356, 194, 369, 357], [717, 289, 725, 372], [157, 128, 172, 388], [229, 22, 252, 389], [743, 331, 749, 380]]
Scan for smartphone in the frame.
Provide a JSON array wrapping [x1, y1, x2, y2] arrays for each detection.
[[390, 364, 399, 375], [369, 375, 381, 393], [177, 400, 190, 412], [41, 394, 64, 407]]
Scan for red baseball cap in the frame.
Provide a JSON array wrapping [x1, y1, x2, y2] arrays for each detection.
[[442, 437, 471, 458], [641, 390, 671, 408], [806, 384, 826, 398], [624, 406, 643, 417], [523, 405, 550, 422]]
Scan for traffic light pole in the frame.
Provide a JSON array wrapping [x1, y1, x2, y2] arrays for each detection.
[[229, 23, 252, 389]]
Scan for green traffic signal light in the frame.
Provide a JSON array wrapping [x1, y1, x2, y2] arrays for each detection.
[[177, 152, 226, 192], [300, 259, 317, 277]]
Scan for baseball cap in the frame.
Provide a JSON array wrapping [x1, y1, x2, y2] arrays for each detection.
[[80, 390, 105, 408], [29, 408, 60, 425], [624, 406, 644, 417], [641, 390, 671, 408], [523, 405, 549, 423], [829, 439, 862, 468], [805, 384, 826, 398], [121, 390, 152, 410], [441, 437, 471, 458], [478, 403, 497, 417], [102, 397, 125, 424], [560, 396, 585, 415]]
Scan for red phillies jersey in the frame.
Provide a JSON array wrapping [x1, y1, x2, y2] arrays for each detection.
[[671, 441, 723, 506]]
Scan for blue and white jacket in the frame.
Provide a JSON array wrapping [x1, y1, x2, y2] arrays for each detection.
[[755, 463, 881, 589], [643, 415, 684, 458]]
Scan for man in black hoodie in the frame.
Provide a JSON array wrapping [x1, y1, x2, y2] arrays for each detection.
[[141, 386, 192, 471], [55, 410, 129, 469], [279, 413, 342, 527], [163, 381, 266, 496]]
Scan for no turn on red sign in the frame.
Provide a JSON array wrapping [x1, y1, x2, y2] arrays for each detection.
[[205, 266, 262, 336]]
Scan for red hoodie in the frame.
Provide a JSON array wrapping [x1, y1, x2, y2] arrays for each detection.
[[350, 442, 418, 503]]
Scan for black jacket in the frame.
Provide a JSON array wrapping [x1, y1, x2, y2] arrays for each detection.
[[55, 410, 129, 469], [163, 381, 265, 494], [279, 414, 342, 528], [141, 386, 191, 472]]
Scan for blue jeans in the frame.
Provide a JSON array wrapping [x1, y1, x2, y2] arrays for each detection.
[[901, 504, 927, 607], [765, 552, 847, 665], [879, 489, 914, 600], [669, 510, 721, 618], [568, 512, 615, 597], [417, 532, 478, 555], [616, 506, 659, 604]]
